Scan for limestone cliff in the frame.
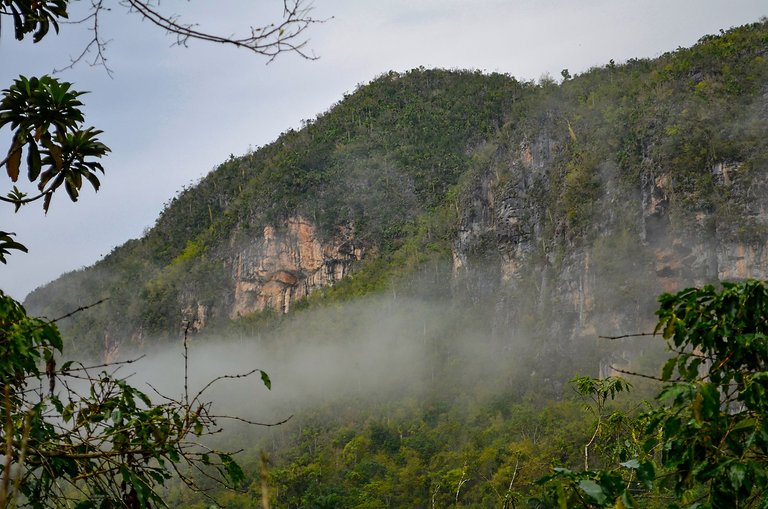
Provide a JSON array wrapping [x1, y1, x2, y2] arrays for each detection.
[[181, 217, 362, 331], [229, 217, 361, 317], [453, 78, 768, 358]]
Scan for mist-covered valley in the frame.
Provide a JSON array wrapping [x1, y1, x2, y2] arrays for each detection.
[[17, 18, 768, 508], [73, 261, 665, 507]]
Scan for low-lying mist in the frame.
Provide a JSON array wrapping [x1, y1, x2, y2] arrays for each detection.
[[122, 293, 526, 429], [71, 249, 668, 467]]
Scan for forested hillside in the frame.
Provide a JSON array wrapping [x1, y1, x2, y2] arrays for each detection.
[[27, 21, 768, 362], [26, 69, 525, 358], [22, 19, 768, 507]]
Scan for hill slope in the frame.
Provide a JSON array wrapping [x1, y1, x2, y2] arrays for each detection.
[[25, 20, 768, 371], [21, 19, 768, 508]]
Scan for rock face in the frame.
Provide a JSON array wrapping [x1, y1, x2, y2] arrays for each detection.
[[178, 216, 363, 331], [453, 127, 768, 356], [229, 217, 362, 317]]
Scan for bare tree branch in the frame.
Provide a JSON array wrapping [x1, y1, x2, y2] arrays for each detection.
[[121, 0, 326, 62], [53, 0, 114, 76], [49, 298, 109, 324], [598, 332, 657, 340], [52, 0, 328, 74]]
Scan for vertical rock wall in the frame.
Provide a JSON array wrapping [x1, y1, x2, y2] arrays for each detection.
[[454, 132, 768, 351], [229, 217, 363, 318]]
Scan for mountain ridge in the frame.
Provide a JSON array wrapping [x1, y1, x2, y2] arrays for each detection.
[[25, 20, 768, 366]]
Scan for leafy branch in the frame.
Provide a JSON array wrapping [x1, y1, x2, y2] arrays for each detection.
[[0, 292, 278, 507]]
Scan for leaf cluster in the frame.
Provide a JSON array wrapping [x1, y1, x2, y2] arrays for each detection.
[[0, 0, 68, 42], [0, 75, 109, 261], [541, 280, 768, 508], [0, 292, 271, 508]]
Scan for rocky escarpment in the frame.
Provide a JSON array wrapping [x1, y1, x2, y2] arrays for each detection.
[[453, 74, 768, 363], [230, 217, 361, 317], [181, 216, 363, 331]]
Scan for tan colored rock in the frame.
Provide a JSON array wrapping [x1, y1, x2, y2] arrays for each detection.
[[230, 216, 362, 319], [718, 243, 768, 281]]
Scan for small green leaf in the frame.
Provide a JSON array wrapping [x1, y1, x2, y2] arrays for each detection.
[[620, 459, 640, 469], [620, 491, 635, 508], [637, 460, 655, 489], [26, 138, 41, 181], [62, 403, 74, 423], [65, 178, 79, 202], [219, 454, 245, 485], [661, 357, 676, 381], [260, 370, 271, 390], [663, 317, 676, 339], [729, 463, 746, 491], [730, 418, 756, 432], [43, 190, 53, 212]]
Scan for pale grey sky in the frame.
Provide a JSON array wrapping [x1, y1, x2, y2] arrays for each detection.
[[1, 0, 766, 300]]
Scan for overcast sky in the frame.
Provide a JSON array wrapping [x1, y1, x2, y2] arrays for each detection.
[[1, 0, 766, 300]]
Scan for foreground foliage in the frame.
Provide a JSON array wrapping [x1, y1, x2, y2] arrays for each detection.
[[654, 281, 768, 506], [539, 280, 768, 508], [0, 292, 271, 507]]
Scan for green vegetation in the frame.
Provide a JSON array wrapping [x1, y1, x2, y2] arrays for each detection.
[[0, 75, 109, 260], [166, 281, 768, 508], [16, 17, 768, 509], [26, 20, 768, 355], [538, 280, 768, 508], [26, 67, 527, 348], [0, 289, 270, 507], [0, 1, 321, 507]]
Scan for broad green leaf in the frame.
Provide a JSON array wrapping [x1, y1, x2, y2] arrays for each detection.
[[42, 136, 63, 170], [578, 479, 607, 504], [26, 137, 41, 181], [661, 357, 676, 380]]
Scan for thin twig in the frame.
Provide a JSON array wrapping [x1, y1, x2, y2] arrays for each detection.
[[183, 321, 190, 409], [122, 0, 326, 61], [1, 386, 13, 506], [53, 0, 114, 76], [609, 365, 676, 382], [599, 332, 657, 340], [49, 298, 109, 324], [209, 414, 293, 428], [191, 369, 261, 405]]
